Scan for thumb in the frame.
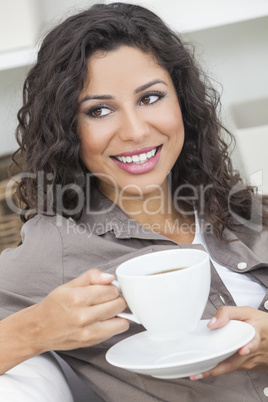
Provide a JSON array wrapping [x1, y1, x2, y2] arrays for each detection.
[[207, 306, 255, 329], [65, 269, 115, 288]]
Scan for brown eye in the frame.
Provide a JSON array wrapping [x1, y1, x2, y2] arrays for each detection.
[[142, 95, 151, 105], [92, 108, 102, 117], [87, 106, 112, 118], [140, 93, 162, 106]]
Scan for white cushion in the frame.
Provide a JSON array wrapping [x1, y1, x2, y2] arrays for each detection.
[[0, 353, 74, 402]]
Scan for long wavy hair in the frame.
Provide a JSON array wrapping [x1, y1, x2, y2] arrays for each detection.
[[13, 2, 268, 239]]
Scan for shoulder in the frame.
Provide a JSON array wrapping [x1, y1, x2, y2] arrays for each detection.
[[0, 215, 67, 312], [234, 223, 268, 261], [20, 214, 64, 243], [23, 214, 81, 241], [0, 214, 66, 285]]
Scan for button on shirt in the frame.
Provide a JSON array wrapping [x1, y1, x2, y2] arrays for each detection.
[[193, 216, 267, 309], [0, 186, 268, 402]]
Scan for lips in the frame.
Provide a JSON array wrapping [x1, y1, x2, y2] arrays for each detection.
[[113, 147, 158, 165], [111, 145, 162, 175]]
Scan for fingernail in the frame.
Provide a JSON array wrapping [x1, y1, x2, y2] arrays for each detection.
[[208, 317, 217, 326], [101, 273, 114, 280], [191, 374, 203, 381], [242, 348, 251, 355]]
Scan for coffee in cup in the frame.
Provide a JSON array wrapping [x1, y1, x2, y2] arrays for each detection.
[[113, 248, 210, 340]]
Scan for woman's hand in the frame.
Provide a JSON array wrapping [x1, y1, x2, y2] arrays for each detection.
[[190, 306, 268, 380], [0, 269, 128, 374], [31, 269, 129, 352]]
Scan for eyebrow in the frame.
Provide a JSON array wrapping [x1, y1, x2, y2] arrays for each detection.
[[80, 94, 113, 104], [80, 79, 167, 104], [134, 79, 167, 94]]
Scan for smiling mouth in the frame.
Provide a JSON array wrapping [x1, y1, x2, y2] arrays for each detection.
[[112, 147, 159, 165]]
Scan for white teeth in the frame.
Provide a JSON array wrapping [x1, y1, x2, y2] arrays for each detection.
[[115, 147, 158, 164], [139, 153, 147, 161], [146, 148, 157, 159], [132, 155, 140, 163]]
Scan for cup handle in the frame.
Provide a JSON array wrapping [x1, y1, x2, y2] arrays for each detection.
[[112, 280, 142, 324]]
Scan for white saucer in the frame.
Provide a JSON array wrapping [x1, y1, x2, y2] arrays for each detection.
[[106, 320, 255, 379]]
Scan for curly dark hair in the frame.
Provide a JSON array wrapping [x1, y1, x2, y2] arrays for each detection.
[[13, 2, 268, 239]]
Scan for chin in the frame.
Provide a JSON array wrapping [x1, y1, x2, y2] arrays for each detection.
[[119, 177, 167, 196]]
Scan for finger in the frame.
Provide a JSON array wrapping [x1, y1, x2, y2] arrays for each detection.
[[89, 296, 127, 322], [66, 269, 115, 288], [239, 342, 253, 356], [73, 296, 127, 327], [88, 284, 121, 305], [190, 352, 247, 380], [54, 316, 130, 350], [71, 317, 130, 348], [98, 317, 130, 337], [69, 284, 120, 307], [93, 317, 130, 342], [96, 316, 130, 340], [207, 306, 255, 329], [239, 329, 261, 355]]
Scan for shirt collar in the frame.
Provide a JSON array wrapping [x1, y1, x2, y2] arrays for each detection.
[[76, 185, 167, 241]]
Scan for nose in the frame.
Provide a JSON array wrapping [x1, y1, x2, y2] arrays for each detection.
[[118, 107, 150, 144]]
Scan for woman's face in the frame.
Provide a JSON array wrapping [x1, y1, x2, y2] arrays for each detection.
[[78, 46, 184, 199]]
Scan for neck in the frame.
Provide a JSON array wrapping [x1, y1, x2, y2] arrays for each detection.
[[98, 179, 195, 242]]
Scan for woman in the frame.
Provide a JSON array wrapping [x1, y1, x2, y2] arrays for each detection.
[[1, 2, 268, 400]]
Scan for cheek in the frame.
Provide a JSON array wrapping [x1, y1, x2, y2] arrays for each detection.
[[79, 135, 95, 158], [79, 136, 104, 174], [78, 121, 107, 159], [154, 105, 184, 140], [169, 104, 184, 138]]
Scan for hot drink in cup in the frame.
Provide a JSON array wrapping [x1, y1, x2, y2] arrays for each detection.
[[113, 249, 210, 340]]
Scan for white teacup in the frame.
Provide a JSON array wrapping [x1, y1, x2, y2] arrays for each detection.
[[113, 248, 210, 340]]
